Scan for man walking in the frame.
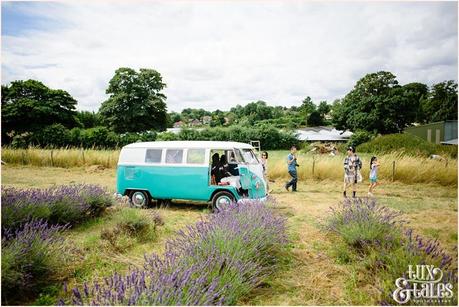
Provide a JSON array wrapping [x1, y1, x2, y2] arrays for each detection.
[[285, 145, 299, 192], [343, 146, 362, 198]]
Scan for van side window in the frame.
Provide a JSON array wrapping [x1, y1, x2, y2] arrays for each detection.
[[145, 149, 162, 163], [166, 149, 184, 164], [187, 148, 205, 164]]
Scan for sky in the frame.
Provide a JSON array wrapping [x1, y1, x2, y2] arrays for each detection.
[[1, 0, 458, 112]]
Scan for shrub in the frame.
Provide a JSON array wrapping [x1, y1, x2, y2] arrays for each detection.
[[324, 198, 457, 305], [347, 130, 375, 148], [357, 133, 457, 158], [325, 198, 403, 250], [64, 201, 287, 305], [1, 184, 114, 231], [32, 124, 71, 148], [1, 220, 70, 304]]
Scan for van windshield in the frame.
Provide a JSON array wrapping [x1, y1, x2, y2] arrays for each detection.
[[241, 149, 259, 164]]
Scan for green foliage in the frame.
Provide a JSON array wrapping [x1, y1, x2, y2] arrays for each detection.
[[421, 80, 458, 123], [99, 67, 168, 133], [332, 71, 420, 134], [76, 111, 101, 129], [1, 80, 78, 143], [347, 130, 375, 148], [33, 124, 72, 148], [357, 133, 457, 158], [307, 110, 324, 126], [158, 126, 297, 150]]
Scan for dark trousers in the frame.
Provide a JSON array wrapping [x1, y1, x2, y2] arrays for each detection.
[[286, 170, 298, 191]]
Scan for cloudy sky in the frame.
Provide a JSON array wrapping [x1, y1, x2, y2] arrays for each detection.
[[2, 1, 457, 112]]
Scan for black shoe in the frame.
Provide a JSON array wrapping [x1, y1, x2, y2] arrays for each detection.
[[292, 190, 297, 192], [285, 184, 290, 191]]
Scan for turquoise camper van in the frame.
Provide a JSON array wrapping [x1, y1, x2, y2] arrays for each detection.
[[116, 141, 267, 209]]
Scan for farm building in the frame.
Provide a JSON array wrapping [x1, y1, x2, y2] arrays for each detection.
[[295, 126, 353, 142], [404, 120, 458, 145]]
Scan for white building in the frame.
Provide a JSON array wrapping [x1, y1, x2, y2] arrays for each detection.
[[295, 126, 353, 142]]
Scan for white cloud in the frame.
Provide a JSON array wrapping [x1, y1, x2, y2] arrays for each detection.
[[2, 0, 457, 112]]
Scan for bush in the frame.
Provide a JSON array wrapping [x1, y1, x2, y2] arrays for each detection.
[[357, 133, 457, 158], [64, 201, 288, 305], [32, 124, 71, 148], [347, 130, 375, 148], [1, 184, 114, 231], [325, 198, 403, 250], [325, 198, 457, 305], [1, 220, 70, 304]]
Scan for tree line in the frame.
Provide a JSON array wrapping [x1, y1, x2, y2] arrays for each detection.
[[1, 67, 457, 149]]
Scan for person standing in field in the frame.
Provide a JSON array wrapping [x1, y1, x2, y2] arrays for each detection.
[[343, 146, 362, 198], [368, 156, 380, 197], [285, 145, 299, 192], [260, 151, 273, 194]]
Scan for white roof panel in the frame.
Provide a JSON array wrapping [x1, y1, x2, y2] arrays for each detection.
[[123, 141, 254, 150]]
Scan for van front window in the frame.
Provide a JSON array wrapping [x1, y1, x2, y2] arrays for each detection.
[[241, 149, 259, 164]]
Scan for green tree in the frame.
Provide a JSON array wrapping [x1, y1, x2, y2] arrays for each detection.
[[99, 68, 167, 133], [332, 71, 418, 134], [307, 110, 324, 126], [402, 82, 428, 123], [76, 111, 101, 128], [1, 80, 78, 143], [421, 80, 458, 123]]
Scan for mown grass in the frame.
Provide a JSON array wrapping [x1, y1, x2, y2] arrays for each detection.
[[2, 147, 457, 185], [1, 166, 457, 305]]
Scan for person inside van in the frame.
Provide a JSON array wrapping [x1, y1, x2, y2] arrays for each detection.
[[227, 151, 239, 176], [219, 155, 232, 178], [211, 153, 220, 185]]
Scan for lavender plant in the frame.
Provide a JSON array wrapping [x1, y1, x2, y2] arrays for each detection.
[[1, 219, 69, 304], [2, 184, 113, 231], [325, 197, 403, 250], [63, 200, 288, 305]]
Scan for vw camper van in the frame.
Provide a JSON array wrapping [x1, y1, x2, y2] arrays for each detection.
[[116, 141, 267, 209]]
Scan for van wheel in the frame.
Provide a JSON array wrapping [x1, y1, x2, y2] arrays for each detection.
[[130, 190, 150, 208], [211, 191, 235, 212]]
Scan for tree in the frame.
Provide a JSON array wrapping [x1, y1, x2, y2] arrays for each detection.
[[1, 80, 78, 142], [402, 82, 428, 123], [300, 96, 316, 115], [421, 80, 458, 123], [76, 111, 101, 128], [307, 111, 324, 126], [332, 71, 418, 134], [317, 101, 331, 117], [99, 68, 167, 133]]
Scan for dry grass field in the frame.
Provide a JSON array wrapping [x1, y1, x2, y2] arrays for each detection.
[[2, 164, 457, 305]]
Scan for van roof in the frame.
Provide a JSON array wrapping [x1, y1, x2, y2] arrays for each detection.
[[123, 141, 254, 150]]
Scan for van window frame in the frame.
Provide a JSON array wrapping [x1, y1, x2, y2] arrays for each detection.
[[165, 148, 185, 164], [144, 148, 163, 164], [186, 148, 206, 165]]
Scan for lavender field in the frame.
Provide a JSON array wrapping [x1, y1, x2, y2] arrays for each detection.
[[1, 165, 458, 305]]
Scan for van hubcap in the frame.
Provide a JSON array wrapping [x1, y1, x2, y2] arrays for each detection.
[[132, 192, 146, 207], [216, 196, 231, 210]]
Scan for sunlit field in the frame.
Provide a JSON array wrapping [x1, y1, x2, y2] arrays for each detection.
[[2, 148, 457, 186], [2, 164, 457, 305]]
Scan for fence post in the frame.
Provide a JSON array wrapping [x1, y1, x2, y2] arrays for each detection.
[[445, 158, 448, 168], [392, 161, 395, 182], [312, 156, 315, 179], [81, 149, 85, 165], [22, 151, 26, 165], [51, 150, 54, 167]]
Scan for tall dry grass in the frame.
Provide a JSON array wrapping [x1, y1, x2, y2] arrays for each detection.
[[1, 147, 120, 168], [1, 147, 457, 186], [267, 150, 457, 186]]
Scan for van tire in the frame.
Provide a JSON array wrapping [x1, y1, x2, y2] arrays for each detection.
[[211, 191, 235, 212], [129, 190, 150, 208]]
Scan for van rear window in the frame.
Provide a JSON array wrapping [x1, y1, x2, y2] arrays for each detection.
[[187, 148, 205, 164], [166, 149, 184, 164], [145, 149, 162, 163]]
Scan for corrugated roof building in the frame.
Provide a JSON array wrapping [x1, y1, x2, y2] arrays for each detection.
[[295, 126, 353, 142]]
